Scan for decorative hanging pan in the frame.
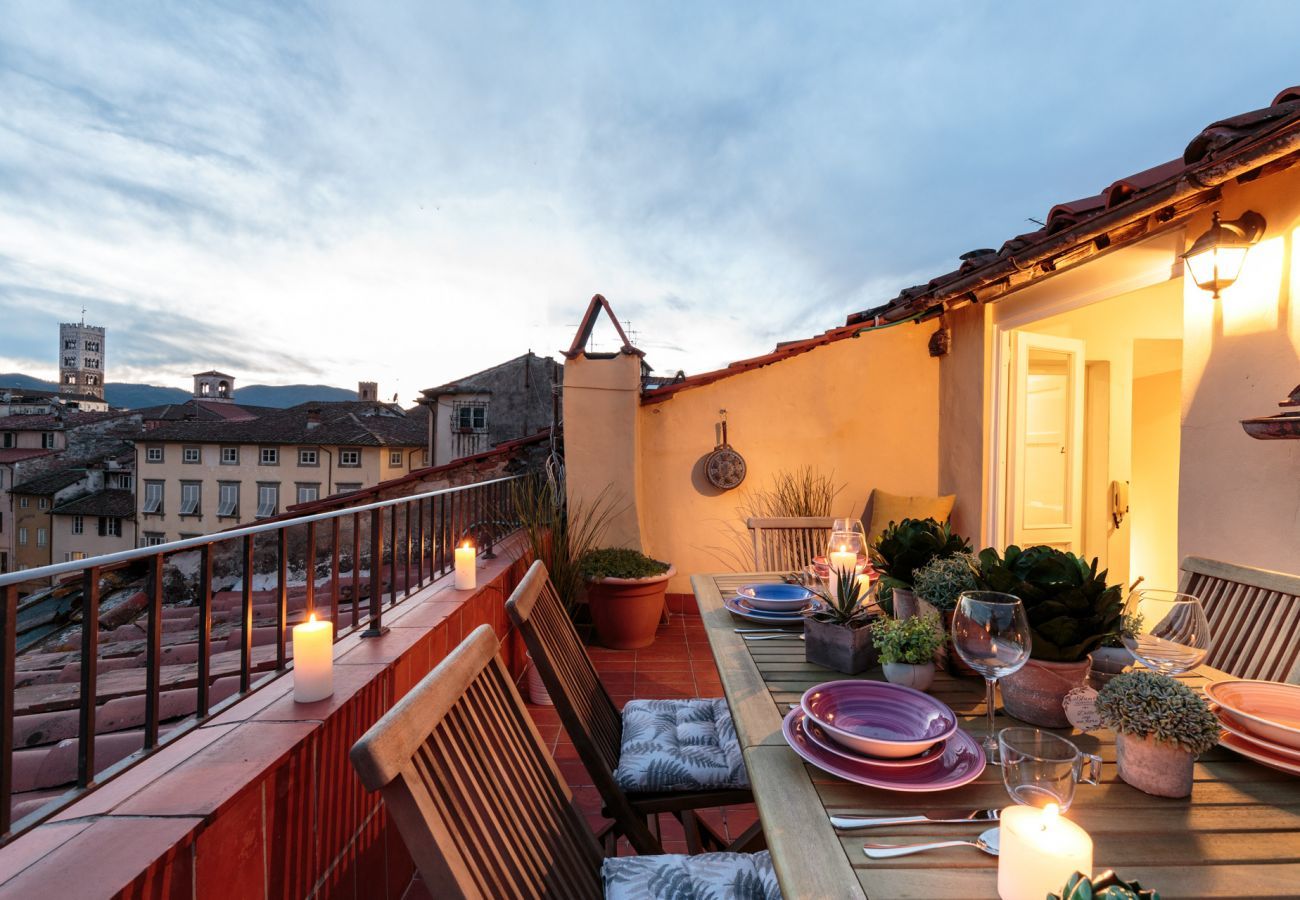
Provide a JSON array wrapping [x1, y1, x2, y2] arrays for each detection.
[[1241, 383, 1300, 440], [705, 409, 747, 490]]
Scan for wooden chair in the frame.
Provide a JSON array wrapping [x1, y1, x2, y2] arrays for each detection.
[[745, 516, 836, 572], [1178, 556, 1300, 683], [506, 560, 760, 856], [351, 625, 780, 900]]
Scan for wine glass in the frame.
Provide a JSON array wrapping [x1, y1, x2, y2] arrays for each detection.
[[952, 591, 1032, 764], [1121, 590, 1211, 675]]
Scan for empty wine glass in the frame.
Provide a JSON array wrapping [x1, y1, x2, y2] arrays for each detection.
[[1121, 590, 1211, 675], [952, 591, 1032, 764]]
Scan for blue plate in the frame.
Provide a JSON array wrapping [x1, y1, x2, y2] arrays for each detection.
[[736, 582, 816, 611], [724, 593, 818, 624]]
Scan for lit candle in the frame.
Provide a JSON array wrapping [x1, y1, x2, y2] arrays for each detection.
[[292, 613, 333, 703], [455, 541, 476, 590], [997, 804, 1093, 900], [829, 544, 857, 597]]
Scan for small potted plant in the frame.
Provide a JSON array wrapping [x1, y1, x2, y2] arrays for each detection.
[[869, 518, 970, 618], [804, 564, 881, 674], [912, 552, 980, 676], [580, 548, 674, 650], [1096, 670, 1219, 798], [1050, 870, 1160, 900], [974, 545, 1123, 727], [871, 613, 944, 691]]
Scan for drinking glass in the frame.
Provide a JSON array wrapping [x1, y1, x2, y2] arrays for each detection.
[[998, 727, 1101, 810], [831, 518, 866, 540], [826, 529, 866, 560], [1121, 590, 1211, 675], [952, 591, 1032, 763]]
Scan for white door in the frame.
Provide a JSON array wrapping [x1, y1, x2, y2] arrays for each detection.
[[1008, 332, 1085, 551]]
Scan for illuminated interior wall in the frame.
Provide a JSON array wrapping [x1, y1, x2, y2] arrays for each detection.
[[1131, 360, 1182, 590], [1179, 169, 1300, 574]]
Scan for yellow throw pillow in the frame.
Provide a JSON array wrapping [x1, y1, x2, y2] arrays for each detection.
[[865, 489, 956, 542]]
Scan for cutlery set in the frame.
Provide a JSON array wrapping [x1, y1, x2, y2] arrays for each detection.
[[831, 808, 1003, 858]]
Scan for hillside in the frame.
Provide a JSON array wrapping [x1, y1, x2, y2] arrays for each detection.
[[0, 374, 356, 409]]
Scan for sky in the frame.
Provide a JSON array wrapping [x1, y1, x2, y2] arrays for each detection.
[[2, 2, 1299, 404]]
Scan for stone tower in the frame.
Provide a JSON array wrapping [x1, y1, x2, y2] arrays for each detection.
[[59, 320, 106, 399], [358, 381, 378, 402], [193, 370, 236, 402]]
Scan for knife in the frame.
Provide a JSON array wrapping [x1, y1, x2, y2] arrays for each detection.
[[830, 809, 1001, 829]]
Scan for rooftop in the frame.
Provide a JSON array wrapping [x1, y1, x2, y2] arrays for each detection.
[[49, 488, 135, 518], [141, 400, 426, 446]]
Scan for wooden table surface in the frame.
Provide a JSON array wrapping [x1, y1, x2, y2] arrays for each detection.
[[693, 572, 1300, 900]]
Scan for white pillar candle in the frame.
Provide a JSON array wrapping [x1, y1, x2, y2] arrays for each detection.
[[455, 542, 476, 590], [828, 545, 857, 598], [292, 613, 334, 703], [997, 804, 1093, 900]]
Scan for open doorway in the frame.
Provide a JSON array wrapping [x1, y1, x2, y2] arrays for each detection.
[[999, 279, 1183, 590]]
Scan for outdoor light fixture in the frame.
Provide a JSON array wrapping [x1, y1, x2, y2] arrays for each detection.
[[1182, 210, 1266, 298]]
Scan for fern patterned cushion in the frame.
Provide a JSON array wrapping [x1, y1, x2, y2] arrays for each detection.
[[602, 850, 780, 899], [613, 698, 748, 792]]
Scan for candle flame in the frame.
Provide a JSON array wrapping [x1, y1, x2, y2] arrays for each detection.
[[308, 612, 317, 625], [838, 544, 847, 553], [462, 540, 472, 550], [1041, 802, 1060, 828]]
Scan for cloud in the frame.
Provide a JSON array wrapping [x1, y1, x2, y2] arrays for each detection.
[[2, 1, 1299, 400]]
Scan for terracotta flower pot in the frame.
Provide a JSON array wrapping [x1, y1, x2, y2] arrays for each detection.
[[1116, 732, 1194, 798], [586, 567, 675, 650], [999, 656, 1093, 728], [804, 617, 879, 675], [882, 661, 935, 691]]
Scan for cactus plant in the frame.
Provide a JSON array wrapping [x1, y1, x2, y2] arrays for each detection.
[[809, 564, 877, 628], [1049, 869, 1160, 900], [1095, 671, 1220, 754]]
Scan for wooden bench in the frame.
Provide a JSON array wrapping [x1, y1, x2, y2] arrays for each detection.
[[1179, 556, 1300, 683]]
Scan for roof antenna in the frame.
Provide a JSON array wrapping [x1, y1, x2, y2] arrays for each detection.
[[80, 305, 86, 325], [1027, 217, 1046, 227]]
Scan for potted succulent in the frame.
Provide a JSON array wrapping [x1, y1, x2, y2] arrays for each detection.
[[1050, 870, 1161, 900], [974, 545, 1123, 727], [869, 518, 970, 618], [912, 552, 980, 676], [580, 548, 675, 650], [1096, 670, 1219, 798], [804, 564, 881, 674], [871, 613, 944, 691]]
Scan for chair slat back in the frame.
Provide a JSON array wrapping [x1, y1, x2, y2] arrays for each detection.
[[746, 516, 836, 572], [507, 561, 623, 777], [351, 624, 604, 900], [1178, 556, 1300, 683]]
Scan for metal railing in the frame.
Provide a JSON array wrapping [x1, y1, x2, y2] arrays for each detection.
[[0, 474, 522, 842]]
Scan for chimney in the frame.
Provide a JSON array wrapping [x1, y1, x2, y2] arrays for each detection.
[[358, 381, 378, 402], [306, 407, 322, 429]]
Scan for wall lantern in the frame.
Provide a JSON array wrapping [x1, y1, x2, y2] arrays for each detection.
[[1182, 210, 1266, 298]]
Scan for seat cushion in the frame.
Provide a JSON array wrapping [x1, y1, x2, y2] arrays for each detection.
[[865, 488, 956, 541], [613, 698, 748, 792], [602, 850, 780, 899]]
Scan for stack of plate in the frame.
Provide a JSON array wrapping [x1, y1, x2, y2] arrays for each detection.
[[810, 555, 876, 581], [784, 680, 986, 791], [724, 583, 820, 625], [1205, 679, 1300, 776]]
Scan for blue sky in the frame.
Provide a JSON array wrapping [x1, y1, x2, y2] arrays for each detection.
[[2, 2, 1298, 402]]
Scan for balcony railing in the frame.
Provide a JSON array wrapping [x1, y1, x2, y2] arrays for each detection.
[[0, 473, 523, 843]]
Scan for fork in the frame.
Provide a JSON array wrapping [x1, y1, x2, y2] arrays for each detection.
[[742, 633, 804, 641]]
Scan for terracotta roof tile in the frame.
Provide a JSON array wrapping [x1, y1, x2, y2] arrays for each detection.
[[51, 489, 135, 518], [0, 448, 55, 464], [143, 401, 425, 447]]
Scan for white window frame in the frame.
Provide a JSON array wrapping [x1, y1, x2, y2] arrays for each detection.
[[256, 484, 278, 518], [339, 449, 360, 467], [38, 498, 49, 510], [99, 517, 122, 537], [220, 446, 239, 465], [298, 448, 318, 466], [146, 446, 164, 463], [65, 551, 86, 562], [18, 527, 27, 546], [143, 533, 165, 547], [389, 450, 402, 467], [36, 528, 47, 547], [19, 497, 28, 508], [217, 482, 239, 517], [260, 447, 279, 466], [183, 446, 201, 464], [179, 481, 201, 516], [72, 515, 84, 535], [42, 432, 56, 449], [296, 483, 319, 505], [143, 481, 164, 514]]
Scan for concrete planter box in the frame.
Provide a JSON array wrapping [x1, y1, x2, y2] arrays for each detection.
[[891, 588, 919, 619], [805, 617, 878, 675], [1000, 655, 1093, 728], [1116, 732, 1195, 798], [586, 567, 675, 650], [882, 661, 935, 691]]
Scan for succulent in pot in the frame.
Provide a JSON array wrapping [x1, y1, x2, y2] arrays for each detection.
[[1096, 670, 1219, 798], [871, 613, 944, 691], [869, 518, 970, 618], [913, 552, 981, 676], [579, 548, 674, 650], [973, 545, 1123, 727], [804, 565, 881, 674], [1049, 870, 1161, 900]]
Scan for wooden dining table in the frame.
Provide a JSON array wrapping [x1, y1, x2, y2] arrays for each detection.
[[694, 572, 1300, 900]]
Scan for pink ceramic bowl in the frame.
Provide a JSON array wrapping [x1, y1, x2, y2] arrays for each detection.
[[801, 680, 958, 759], [1204, 680, 1300, 751]]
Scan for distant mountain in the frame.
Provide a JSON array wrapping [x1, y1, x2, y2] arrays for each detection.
[[0, 374, 357, 410]]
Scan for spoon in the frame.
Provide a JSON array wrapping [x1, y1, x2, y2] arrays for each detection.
[[862, 826, 1000, 859]]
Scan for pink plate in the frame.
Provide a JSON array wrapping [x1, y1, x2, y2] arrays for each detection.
[[1213, 706, 1300, 762], [1204, 680, 1300, 751], [783, 709, 985, 792], [802, 714, 947, 769], [801, 680, 958, 758], [1219, 730, 1300, 776]]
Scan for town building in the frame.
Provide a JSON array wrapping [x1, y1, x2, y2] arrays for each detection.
[[416, 351, 559, 466], [58, 319, 106, 400], [0, 385, 109, 415]]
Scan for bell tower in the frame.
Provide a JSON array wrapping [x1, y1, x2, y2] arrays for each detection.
[[58, 319, 106, 399], [193, 370, 236, 403]]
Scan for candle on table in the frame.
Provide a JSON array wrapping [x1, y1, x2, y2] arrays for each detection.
[[997, 804, 1093, 900], [455, 541, 477, 590], [292, 613, 334, 703], [829, 544, 857, 597]]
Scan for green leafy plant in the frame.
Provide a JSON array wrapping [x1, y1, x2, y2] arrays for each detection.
[[1050, 870, 1160, 900], [911, 552, 979, 612], [1095, 671, 1219, 755], [579, 548, 671, 581], [809, 565, 877, 629], [871, 613, 944, 664], [973, 545, 1123, 662], [512, 474, 620, 615], [869, 518, 970, 590]]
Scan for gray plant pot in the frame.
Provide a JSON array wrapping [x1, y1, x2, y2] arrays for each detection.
[[1116, 732, 1195, 798], [882, 662, 935, 691], [1089, 646, 1134, 690], [805, 617, 879, 675], [891, 588, 919, 620]]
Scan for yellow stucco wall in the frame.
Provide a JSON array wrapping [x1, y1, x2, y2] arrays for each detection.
[[636, 323, 940, 591]]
